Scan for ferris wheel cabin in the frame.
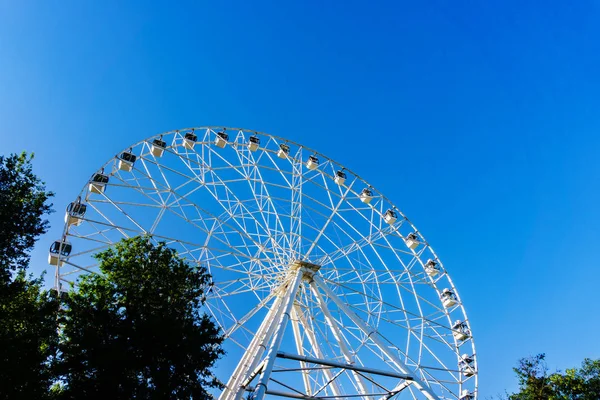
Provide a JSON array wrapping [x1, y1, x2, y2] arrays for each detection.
[[459, 354, 476, 377], [306, 155, 319, 170], [404, 232, 419, 249], [215, 131, 229, 148], [460, 390, 475, 400], [384, 209, 397, 224], [424, 259, 440, 276], [248, 136, 260, 151], [334, 170, 346, 185], [277, 143, 290, 159], [65, 199, 87, 226], [151, 138, 166, 157], [118, 150, 137, 172], [360, 188, 373, 204], [48, 239, 72, 266], [441, 288, 458, 308], [89, 171, 109, 194], [183, 132, 197, 149], [452, 320, 471, 341]]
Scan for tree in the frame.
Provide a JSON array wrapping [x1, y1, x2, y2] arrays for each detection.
[[508, 354, 600, 400], [0, 152, 53, 282], [0, 152, 58, 400], [54, 236, 225, 400], [509, 354, 554, 400], [0, 273, 59, 400]]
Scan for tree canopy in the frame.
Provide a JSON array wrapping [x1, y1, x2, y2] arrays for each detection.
[[0, 152, 58, 400], [0, 152, 53, 282], [54, 236, 225, 400], [509, 354, 600, 400]]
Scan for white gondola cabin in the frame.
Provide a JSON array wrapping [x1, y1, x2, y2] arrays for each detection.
[[184, 131, 197, 149], [452, 320, 471, 341], [424, 259, 440, 277], [306, 155, 319, 170], [215, 131, 228, 148], [360, 188, 373, 204], [384, 209, 397, 225], [151, 138, 166, 157], [118, 149, 137, 172], [248, 135, 260, 151], [334, 170, 346, 185], [89, 171, 109, 194], [404, 232, 419, 249], [278, 144, 290, 159], [65, 199, 87, 226], [459, 390, 474, 400], [48, 239, 72, 266], [459, 354, 476, 377], [441, 288, 457, 308]]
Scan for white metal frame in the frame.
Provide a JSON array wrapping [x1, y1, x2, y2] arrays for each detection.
[[53, 127, 478, 399]]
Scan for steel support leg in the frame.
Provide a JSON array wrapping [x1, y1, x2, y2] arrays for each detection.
[[310, 283, 371, 398], [313, 275, 439, 400], [293, 304, 343, 398], [221, 291, 286, 400], [291, 306, 312, 396], [252, 269, 304, 400]]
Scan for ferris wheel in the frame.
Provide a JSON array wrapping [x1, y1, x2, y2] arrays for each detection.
[[49, 127, 477, 400]]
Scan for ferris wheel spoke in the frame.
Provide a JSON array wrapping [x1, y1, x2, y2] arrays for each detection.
[[189, 154, 290, 265], [246, 145, 296, 257], [180, 140, 289, 258], [289, 149, 304, 258], [304, 173, 357, 259], [231, 135, 296, 260]]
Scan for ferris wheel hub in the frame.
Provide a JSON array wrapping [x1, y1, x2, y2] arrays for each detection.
[[289, 260, 321, 281]]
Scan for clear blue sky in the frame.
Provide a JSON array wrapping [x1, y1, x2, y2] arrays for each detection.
[[1, 1, 599, 397]]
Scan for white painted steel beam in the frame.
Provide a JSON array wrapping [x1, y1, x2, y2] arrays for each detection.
[[310, 283, 372, 398], [313, 275, 439, 400], [251, 269, 304, 400], [293, 304, 343, 398]]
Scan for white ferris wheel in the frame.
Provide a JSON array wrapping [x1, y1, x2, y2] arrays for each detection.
[[49, 127, 478, 400]]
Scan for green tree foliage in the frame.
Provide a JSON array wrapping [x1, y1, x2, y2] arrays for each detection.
[[0, 273, 59, 400], [0, 152, 58, 400], [54, 236, 225, 400], [509, 354, 600, 400], [0, 152, 53, 282]]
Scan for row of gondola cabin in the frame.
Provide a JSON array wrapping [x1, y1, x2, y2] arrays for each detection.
[[215, 131, 228, 148], [118, 149, 137, 172], [459, 354, 476, 377], [452, 320, 471, 341], [441, 288, 457, 308], [89, 170, 109, 194], [65, 198, 87, 226], [404, 232, 419, 249], [48, 239, 72, 266], [184, 131, 197, 149], [424, 259, 440, 277], [384, 209, 397, 224], [307, 155, 319, 170], [278, 143, 290, 159], [248, 135, 260, 151], [151, 138, 166, 157]]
